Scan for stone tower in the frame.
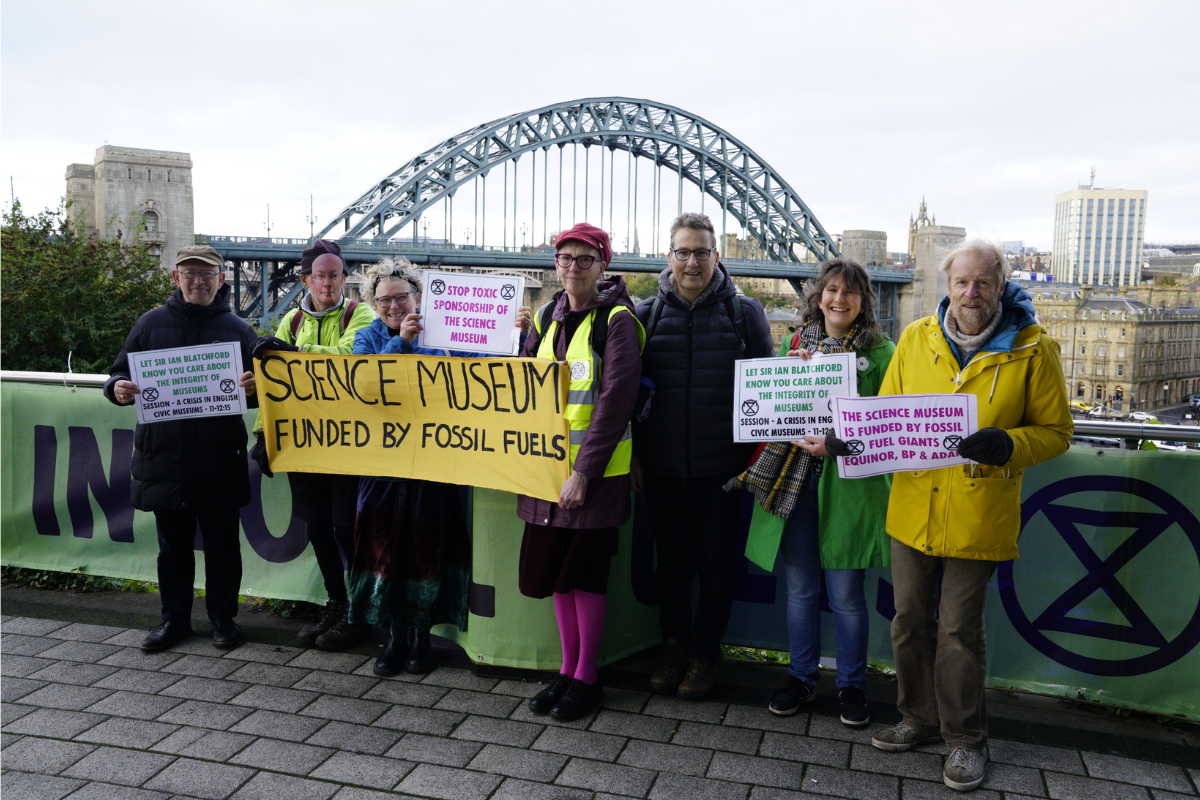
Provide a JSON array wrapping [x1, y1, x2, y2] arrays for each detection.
[[841, 230, 888, 267], [895, 223, 966, 331], [66, 146, 194, 267], [907, 196, 934, 262]]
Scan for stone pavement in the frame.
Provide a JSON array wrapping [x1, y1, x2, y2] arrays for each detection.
[[2, 611, 1199, 800]]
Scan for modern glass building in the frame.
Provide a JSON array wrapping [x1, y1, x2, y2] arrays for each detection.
[[1051, 187, 1148, 287]]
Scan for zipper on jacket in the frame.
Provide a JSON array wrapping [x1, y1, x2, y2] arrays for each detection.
[[684, 309, 693, 480]]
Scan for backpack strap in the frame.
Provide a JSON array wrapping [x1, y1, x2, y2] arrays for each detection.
[[340, 300, 360, 334], [288, 309, 303, 341], [724, 294, 751, 354], [644, 297, 665, 342], [534, 295, 559, 337], [790, 329, 802, 352], [590, 306, 614, 360]]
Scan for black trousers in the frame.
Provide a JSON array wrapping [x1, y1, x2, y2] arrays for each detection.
[[154, 507, 242, 625], [287, 472, 358, 603], [644, 471, 743, 660]]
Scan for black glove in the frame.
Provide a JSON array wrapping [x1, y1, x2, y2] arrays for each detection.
[[958, 427, 1014, 466], [823, 430, 852, 458], [250, 433, 273, 478], [251, 335, 298, 360]]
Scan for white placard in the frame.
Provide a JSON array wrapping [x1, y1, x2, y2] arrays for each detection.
[[418, 270, 525, 356], [733, 353, 858, 443], [130, 342, 247, 425], [833, 393, 979, 478]]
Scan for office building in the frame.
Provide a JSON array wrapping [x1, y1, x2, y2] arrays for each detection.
[[1051, 182, 1147, 288]]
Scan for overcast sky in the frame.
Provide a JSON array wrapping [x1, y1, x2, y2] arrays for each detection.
[[3, 0, 1197, 254]]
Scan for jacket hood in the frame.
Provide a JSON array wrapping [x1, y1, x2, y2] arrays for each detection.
[[656, 262, 737, 309], [937, 280, 1037, 361], [552, 275, 635, 320], [167, 283, 233, 318]]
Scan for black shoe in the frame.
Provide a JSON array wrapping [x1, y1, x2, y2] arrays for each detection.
[[211, 619, 241, 649], [314, 603, 373, 651], [528, 673, 573, 715], [141, 620, 193, 652], [405, 628, 433, 674], [676, 657, 718, 700], [769, 676, 816, 716], [648, 639, 689, 696], [550, 678, 604, 721], [839, 686, 870, 727], [374, 626, 407, 676], [297, 599, 343, 646]]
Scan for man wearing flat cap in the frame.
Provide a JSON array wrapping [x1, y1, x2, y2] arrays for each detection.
[[106, 245, 258, 652], [249, 238, 376, 650]]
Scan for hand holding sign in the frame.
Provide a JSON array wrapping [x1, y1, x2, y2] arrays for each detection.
[[419, 270, 526, 356], [832, 393, 978, 478], [734, 353, 857, 443]]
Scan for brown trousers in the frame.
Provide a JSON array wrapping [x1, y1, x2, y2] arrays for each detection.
[[890, 539, 999, 749]]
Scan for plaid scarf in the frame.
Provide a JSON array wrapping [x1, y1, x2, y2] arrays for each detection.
[[723, 321, 875, 517]]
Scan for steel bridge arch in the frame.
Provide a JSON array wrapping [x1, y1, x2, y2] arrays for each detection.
[[319, 97, 840, 263]]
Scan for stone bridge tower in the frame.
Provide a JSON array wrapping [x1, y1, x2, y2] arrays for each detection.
[[66, 146, 194, 267]]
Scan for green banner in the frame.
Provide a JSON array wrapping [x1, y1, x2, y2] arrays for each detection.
[[2, 378, 1198, 719]]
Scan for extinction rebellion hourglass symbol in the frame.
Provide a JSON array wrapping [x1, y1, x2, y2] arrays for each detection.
[[141, 388, 159, 402], [220, 379, 236, 394], [741, 400, 759, 416], [430, 279, 446, 295], [500, 284, 516, 301]]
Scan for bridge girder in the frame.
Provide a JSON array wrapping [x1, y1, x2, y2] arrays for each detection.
[[318, 97, 840, 264]]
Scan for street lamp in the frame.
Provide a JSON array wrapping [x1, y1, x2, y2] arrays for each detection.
[[520, 223, 528, 249], [421, 219, 430, 246], [465, 228, 472, 247], [306, 195, 318, 239], [263, 204, 273, 240]]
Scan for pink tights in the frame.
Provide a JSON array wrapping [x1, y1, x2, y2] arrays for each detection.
[[553, 589, 607, 685]]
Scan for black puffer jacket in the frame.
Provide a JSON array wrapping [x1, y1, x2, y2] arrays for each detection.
[[634, 264, 773, 479], [104, 284, 258, 511]]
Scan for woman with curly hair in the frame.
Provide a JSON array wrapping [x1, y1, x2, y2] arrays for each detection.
[[348, 258, 530, 675]]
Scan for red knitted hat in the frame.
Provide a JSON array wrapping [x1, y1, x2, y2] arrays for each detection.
[[555, 223, 612, 266]]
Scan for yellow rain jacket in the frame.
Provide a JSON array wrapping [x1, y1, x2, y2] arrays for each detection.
[[879, 287, 1072, 561]]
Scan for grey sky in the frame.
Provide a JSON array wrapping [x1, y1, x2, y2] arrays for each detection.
[[3, 0, 1197, 254]]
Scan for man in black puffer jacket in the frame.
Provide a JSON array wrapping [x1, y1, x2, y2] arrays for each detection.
[[106, 246, 258, 652], [633, 213, 773, 700]]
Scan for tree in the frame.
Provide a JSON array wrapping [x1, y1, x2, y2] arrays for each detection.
[[2, 200, 174, 374], [622, 272, 659, 301]]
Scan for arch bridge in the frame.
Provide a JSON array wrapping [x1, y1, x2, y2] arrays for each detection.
[[208, 98, 910, 331]]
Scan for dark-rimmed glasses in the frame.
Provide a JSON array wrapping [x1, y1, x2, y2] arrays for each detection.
[[554, 253, 604, 270], [670, 248, 715, 262]]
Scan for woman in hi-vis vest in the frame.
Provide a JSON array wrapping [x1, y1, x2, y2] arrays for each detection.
[[516, 223, 645, 721]]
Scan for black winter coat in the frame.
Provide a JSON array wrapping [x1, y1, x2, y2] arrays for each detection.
[[634, 265, 773, 479], [105, 284, 258, 512]]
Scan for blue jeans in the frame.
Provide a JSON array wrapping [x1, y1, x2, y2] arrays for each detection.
[[779, 472, 869, 690]]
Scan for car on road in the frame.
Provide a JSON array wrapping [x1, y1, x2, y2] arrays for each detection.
[[1070, 401, 1094, 413], [1129, 411, 1159, 422], [1087, 405, 1129, 419]]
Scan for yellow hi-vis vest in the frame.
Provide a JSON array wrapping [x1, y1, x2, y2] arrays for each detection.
[[535, 305, 646, 477]]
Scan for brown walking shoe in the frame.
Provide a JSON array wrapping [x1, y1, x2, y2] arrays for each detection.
[[676, 657, 718, 700], [648, 639, 688, 696]]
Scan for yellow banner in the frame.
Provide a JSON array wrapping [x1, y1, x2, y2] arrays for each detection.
[[255, 352, 571, 501]]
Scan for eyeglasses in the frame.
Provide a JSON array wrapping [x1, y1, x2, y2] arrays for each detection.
[[670, 248, 715, 262], [554, 254, 604, 270], [178, 270, 220, 282], [375, 293, 411, 307]]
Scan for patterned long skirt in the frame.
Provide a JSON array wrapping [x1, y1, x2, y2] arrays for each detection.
[[347, 477, 470, 631]]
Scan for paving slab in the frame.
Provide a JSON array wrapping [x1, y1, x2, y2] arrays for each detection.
[[723, 703, 809, 735], [46, 622, 127, 642], [228, 684, 320, 713], [101, 628, 156, 648], [491, 777, 594, 800], [902, 779, 1002, 800], [291, 670, 379, 698], [708, 751, 804, 790], [98, 647, 185, 671], [91, 667, 184, 693], [150, 727, 256, 761], [395, 763, 504, 800], [230, 708, 328, 741], [420, 668, 499, 692], [76, 717, 180, 749], [155, 699, 253, 730], [759, 731, 850, 768], [799, 764, 899, 800], [61, 746, 175, 787], [849, 741, 940, 779], [21, 682, 114, 710], [991, 738, 1086, 774], [2, 707, 108, 738], [451, 714, 545, 747], [650, 771, 751, 800], [673, 720, 762, 755], [643, 695, 728, 724], [468, 742, 569, 782], [86, 689, 184, 720], [230, 771, 338, 800], [361, 679, 447, 708], [1, 653, 54, 677], [385, 733, 485, 767], [36, 640, 123, 663], [0, 770, 87, 800], [286, 649, 372, 673], [532, 725, 628, 762], [980, 762, 1049, 795], [434, 687, 522, 718], [555, 757, 657, 797], [26, 661, 120, 686], [230, 736, 337, 774], [305, 720, 402, 755], [618, 739, 715, 777], [310, 751, 416, 790], [161, 654, 244, 679], [1, 735, 96, 774], [590, 708, 678, 743], [3, 617, 70, 636], [1, 634, 62, 655], [299, 694, 389, 724], [3, 675, 47, 701], [1083, 753, 1195, 793], [143, 757, 256, 800], [47, 779, 171, 800], [1044, 771, 1153, 800], [508, 699, 598, 729], [226, 660, 313, 687], [372, 704, 466, 736], [221, 642, 305, 664], [159, 675, 251, 703]]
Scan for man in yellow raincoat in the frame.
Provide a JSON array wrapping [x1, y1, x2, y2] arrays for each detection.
[[870, 240, 1072, 792]]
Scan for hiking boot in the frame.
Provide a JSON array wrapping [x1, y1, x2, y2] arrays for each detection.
[[943, 746, 988, 791], [211, 618, 241, 649], [769, 676, 816, 716], [839, 686, 870, 727], [141, 620, 192, 652], [550, 678, 604, 721], [871, 721, 942, 752], [648, 639, 689, 696], [406, 628, 433, 673], [373, 625, 406, 677], [529, 673, 574, 715], [313, 604, 373, 651], [297, 599, 343, 646], [676, 657, 718, 700]]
